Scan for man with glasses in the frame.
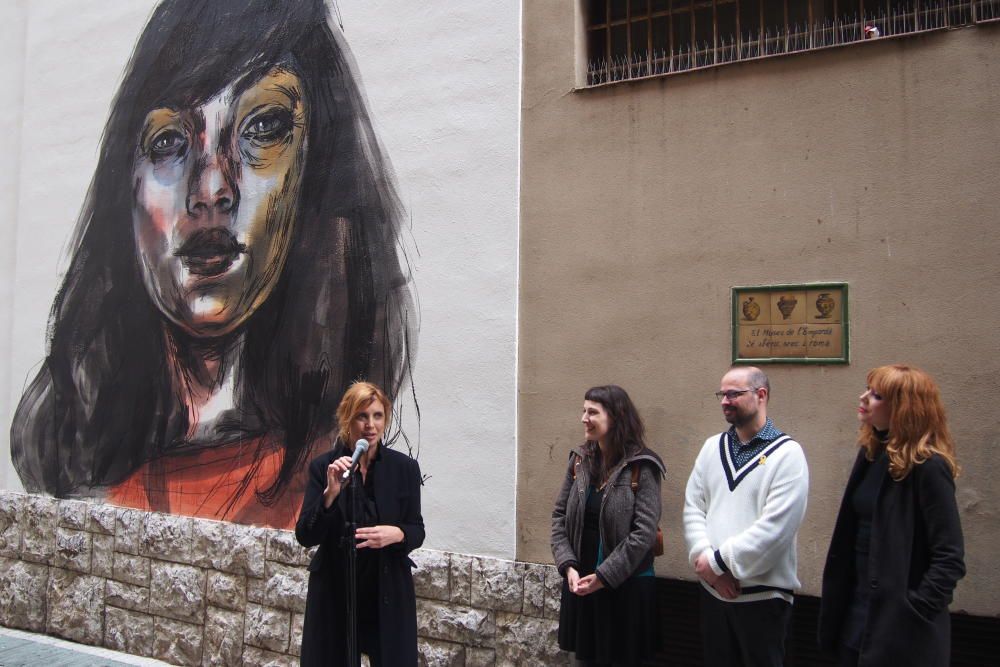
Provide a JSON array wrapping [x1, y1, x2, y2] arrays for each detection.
[[683, 366, 809, 667]]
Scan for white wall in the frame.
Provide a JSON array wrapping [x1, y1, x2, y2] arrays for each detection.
[[337, 1, 521, 557], [0, 0, 521, 559], [0, 0, 28, 492]]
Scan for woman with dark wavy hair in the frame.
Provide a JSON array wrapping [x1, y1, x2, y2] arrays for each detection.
[[551, 385, 664, 666], [819, 364, 964, 667], [10, 0, 415, 529]]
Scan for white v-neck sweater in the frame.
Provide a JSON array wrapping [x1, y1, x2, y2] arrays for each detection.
[[683, 431, 809, 603]]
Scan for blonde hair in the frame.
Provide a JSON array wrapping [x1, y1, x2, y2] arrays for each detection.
[[335, 381, 392, 446], [860, 364, 959, 480]]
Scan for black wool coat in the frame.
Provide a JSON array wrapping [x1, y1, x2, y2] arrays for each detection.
[[296, 444, 424, 666], [818, 451, 964, 667]]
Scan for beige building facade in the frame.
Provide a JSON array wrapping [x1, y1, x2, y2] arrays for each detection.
[[518, 2, 1000, 617]]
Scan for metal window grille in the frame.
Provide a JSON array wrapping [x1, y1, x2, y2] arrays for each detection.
[[585, 0, 1000, 86]]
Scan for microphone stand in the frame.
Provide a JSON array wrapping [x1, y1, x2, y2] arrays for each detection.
[[342, 464, 362, 667]]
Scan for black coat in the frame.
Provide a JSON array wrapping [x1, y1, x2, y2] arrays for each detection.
[[818, 450, 964, 667], [296, 444, 424, 666]]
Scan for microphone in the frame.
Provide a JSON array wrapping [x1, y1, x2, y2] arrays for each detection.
[[341, 439, 370, 480]]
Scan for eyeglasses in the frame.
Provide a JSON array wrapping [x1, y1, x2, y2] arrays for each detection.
[[714, 388, 757, 401]]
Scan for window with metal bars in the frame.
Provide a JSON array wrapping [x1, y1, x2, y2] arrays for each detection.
[[584, 0, 1000, 85]]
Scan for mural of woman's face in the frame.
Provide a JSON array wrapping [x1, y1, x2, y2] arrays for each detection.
[[132, 66, 308, 337]]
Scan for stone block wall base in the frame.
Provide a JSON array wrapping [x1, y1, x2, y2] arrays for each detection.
[[0, 492, 568, 665]]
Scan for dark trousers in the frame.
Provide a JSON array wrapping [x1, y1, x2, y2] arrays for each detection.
[[699, 587, 791, 667]]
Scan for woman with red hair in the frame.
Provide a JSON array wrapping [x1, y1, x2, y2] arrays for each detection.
[[296, 381, 423, 666], [819, 364, 965, 667]]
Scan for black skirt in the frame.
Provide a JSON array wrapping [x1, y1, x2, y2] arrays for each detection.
[[558, 573, 660, 665], [559, 486, 659, 665]]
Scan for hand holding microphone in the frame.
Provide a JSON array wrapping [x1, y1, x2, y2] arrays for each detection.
[[322, 439, 369, 507]]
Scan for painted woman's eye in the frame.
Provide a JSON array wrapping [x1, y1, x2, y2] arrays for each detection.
[[149, 129, 187, 158], [242, 109, 294, 146]]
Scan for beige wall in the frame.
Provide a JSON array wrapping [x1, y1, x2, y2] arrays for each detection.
[[517, 3, 1000, 617]]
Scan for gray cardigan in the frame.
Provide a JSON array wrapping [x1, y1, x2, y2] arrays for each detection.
[[551, 445, 665, 590]]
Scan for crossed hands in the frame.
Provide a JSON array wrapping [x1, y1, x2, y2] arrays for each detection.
[[566, 567, 605, 596], [694, 551, 741, 600]]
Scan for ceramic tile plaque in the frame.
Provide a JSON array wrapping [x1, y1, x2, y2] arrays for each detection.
[[732, 283, 849, 364]]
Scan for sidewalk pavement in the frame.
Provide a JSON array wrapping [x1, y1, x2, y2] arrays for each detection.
[[0, 627, 173, 667]]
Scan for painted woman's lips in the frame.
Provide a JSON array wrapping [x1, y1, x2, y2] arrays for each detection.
[[175, 228, 247, 277]]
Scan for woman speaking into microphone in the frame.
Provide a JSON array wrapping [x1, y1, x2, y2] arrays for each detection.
[[296, 382, 424, 666]]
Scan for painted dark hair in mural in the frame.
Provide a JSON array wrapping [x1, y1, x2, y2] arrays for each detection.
[[11, 0, 415, 501]]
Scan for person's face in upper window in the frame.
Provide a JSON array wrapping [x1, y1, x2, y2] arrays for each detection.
[[131, 65, 308, 337]]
